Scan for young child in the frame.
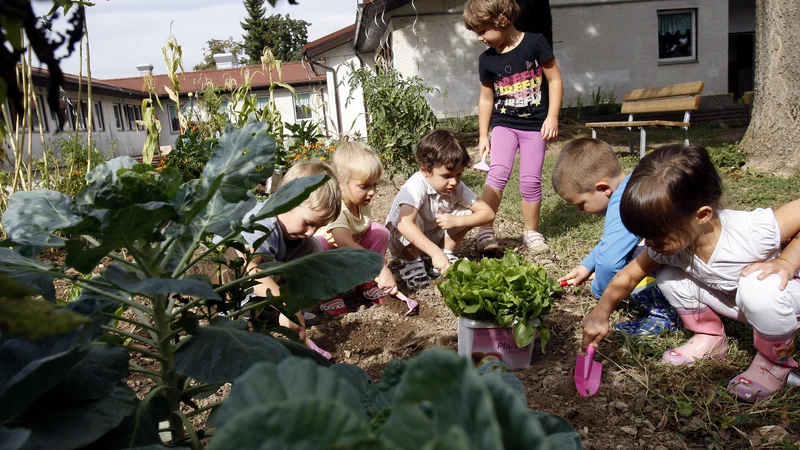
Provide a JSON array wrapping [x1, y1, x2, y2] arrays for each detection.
[[239, 160, 342, 359], [386, 129, 495, 288], [314, 140, 399, 314], [464, 0, 563, 254], [582, 144, 800, 402], [552, 138, 680, 336]]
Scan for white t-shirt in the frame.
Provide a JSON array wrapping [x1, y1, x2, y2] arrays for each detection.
[[648, 208, 798, 293], [385, 171, 478, 233]]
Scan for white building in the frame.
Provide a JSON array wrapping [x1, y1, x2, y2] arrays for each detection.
[[303, 0, 755, 120]]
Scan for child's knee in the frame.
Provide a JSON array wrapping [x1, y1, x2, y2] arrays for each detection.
[[519, 179, 542, 203], [486, 167, 512, 192], [369, 222, 389, 242], [737, 271, 783, 314]]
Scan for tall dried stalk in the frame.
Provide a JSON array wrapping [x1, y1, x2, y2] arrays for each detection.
[[85, 14, 93, 170]]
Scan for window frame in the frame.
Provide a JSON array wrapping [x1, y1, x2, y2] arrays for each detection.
[[294, 92, 313, 122], [32, 94, 49, 133], [657, 8, 698, 64], [168, 104, 180, 134], [113, 104, 125, 131], [92, 101, 105, 131]]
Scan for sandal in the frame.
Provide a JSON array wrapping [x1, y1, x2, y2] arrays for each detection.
[[319, 297, 348, 318], [399, 258, 431, 289], [357, 281, 389, 305], [476, 227, 500, 253]]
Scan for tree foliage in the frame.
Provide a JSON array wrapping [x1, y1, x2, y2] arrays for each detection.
[[193, 37, 245, 71], [241, 0, 309, 64]]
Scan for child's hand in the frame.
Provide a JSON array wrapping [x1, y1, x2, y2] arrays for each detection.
[[741, 258, 796, 291], [432, 252, 451, 277], [541, 116, 559, 141], [581, 307, 610, 349], [559, 265, 591, 286], [478, 136, 491, 160], [377, 266, 399, 296], [435, 213, 461, 230]]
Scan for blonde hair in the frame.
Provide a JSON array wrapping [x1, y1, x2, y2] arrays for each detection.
[[463, 0, 520, 31], [280, 160, 342, 223], [552, 138, 622, 197], [331, 140, 383, 185]]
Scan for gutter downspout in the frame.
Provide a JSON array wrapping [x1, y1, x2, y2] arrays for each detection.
[[304, 57, 343, 137]]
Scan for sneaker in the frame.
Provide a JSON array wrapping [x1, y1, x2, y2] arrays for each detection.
[[476, 227, 500, 253], [399, 258, 431, 289], [428, 251, 461, 278], [522, 230, 549, 253], [319, 297, 348, 318], [357, 281, 389, 305]]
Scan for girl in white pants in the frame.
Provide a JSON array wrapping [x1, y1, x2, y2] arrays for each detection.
[[582, 144, 800, 402]]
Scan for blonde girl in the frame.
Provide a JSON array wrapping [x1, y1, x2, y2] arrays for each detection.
[[315, 140, 399, 317]]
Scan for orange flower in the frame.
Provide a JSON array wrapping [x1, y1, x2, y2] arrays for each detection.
[[320, 156, 326, 161], [302, 149, 307, 155], [304, 156, 309, 160], [294, 154, 301, 161]]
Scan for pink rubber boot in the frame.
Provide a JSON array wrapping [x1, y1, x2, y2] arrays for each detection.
[[662, 308, 728, 366], [728, 334, 797, 402]]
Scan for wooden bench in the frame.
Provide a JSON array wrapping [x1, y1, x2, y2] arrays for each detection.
[[585, 81, 704, 158]]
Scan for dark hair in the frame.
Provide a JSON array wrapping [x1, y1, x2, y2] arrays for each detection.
[[552, 138, 621, 196], [620, 144, 722, 242], [463, 0, 521, 31], [416, 129, 473, 171]]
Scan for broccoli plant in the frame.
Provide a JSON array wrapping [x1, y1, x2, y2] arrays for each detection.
[[0, 118, 382, 449]]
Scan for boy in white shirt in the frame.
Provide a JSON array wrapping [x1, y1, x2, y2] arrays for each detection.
[[386, 129, 495, 288]]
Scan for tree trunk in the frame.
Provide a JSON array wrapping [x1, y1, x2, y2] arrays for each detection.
[[741, 0, 800, 175]]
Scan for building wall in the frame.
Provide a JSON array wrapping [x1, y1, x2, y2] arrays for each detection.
[[389, 0, 729, 117], [315, 44, 370, 138], [2, 89, 148, 168]]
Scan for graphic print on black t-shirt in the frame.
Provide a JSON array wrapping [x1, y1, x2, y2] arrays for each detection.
[[479, 33, 554, 132]]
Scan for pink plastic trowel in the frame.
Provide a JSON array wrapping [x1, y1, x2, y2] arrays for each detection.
[[395, 292, 420, 317], [473, 156, 490, 172], [575, 345, 602, 397]]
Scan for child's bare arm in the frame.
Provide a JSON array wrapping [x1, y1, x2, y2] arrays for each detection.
[[436, 199, 495, 230], [478, 82, 494, 159], [541, 58, 563, 141], [582, 251, 656, 348], [741, 199, 800, 289], [237, 251, 281, 298], [330, 228, 398, 295], [397, 204, 447, 262]]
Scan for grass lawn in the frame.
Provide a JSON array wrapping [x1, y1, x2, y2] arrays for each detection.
[[460, 124, 800, 447]]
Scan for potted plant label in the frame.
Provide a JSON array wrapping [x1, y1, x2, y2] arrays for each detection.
[[438, 250, 563, 370]]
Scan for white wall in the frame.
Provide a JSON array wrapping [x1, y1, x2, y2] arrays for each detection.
[[553, 0, 728, 105], [315, 44, 370, 138], [389, 0, 729, 117]]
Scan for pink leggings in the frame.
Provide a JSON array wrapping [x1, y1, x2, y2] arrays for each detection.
[[485, 126, 547, 203], [316, 222, 389, 264]]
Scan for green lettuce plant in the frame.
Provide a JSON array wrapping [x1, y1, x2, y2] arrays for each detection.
[[438, 250, 563, 350]]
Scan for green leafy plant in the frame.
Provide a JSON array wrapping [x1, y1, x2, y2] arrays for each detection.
[[709, 143, 747, 173], [438, 250, 563, 349], [209, 349, 580, 449], [346, 64, 438, 178], [0, 118, 383, 448], [162, 129, 217, 182]]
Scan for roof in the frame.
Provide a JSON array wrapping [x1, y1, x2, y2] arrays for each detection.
[[355, 0, 412, 52], [29, 66, 148, 98], [303, 24, 355, 59], [102, 61, 325, 96]]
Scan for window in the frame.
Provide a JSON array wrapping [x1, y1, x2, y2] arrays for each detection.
[[168, 104, 180, 133], [125, 104, 142, 130], [294, 92, 312, 121], [113, 104, 124, 130], [92, 101, 105, 131], [256, 95, 270, 111], [32, 95, 49, 132], [658, 9, 697, 63], [67, 99, 86, 130]]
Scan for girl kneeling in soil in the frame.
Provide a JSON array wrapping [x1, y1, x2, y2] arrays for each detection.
[[582, 144, 800, 402], [314, 140, 402, 316]]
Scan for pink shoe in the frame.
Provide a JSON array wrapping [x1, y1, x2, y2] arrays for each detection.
[[306, 338, 333, 360], [320, 297, 348, 318], [728, 353, 793, 402], [661, 333, 728, 366]]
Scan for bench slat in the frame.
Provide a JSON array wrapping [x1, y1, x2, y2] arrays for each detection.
[[621, 96, 700, 114], [623, 81, 704, 101], [586, 120, 690, 128]]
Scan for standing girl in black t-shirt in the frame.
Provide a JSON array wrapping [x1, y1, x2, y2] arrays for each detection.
[[464, 0, 563, 254]]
